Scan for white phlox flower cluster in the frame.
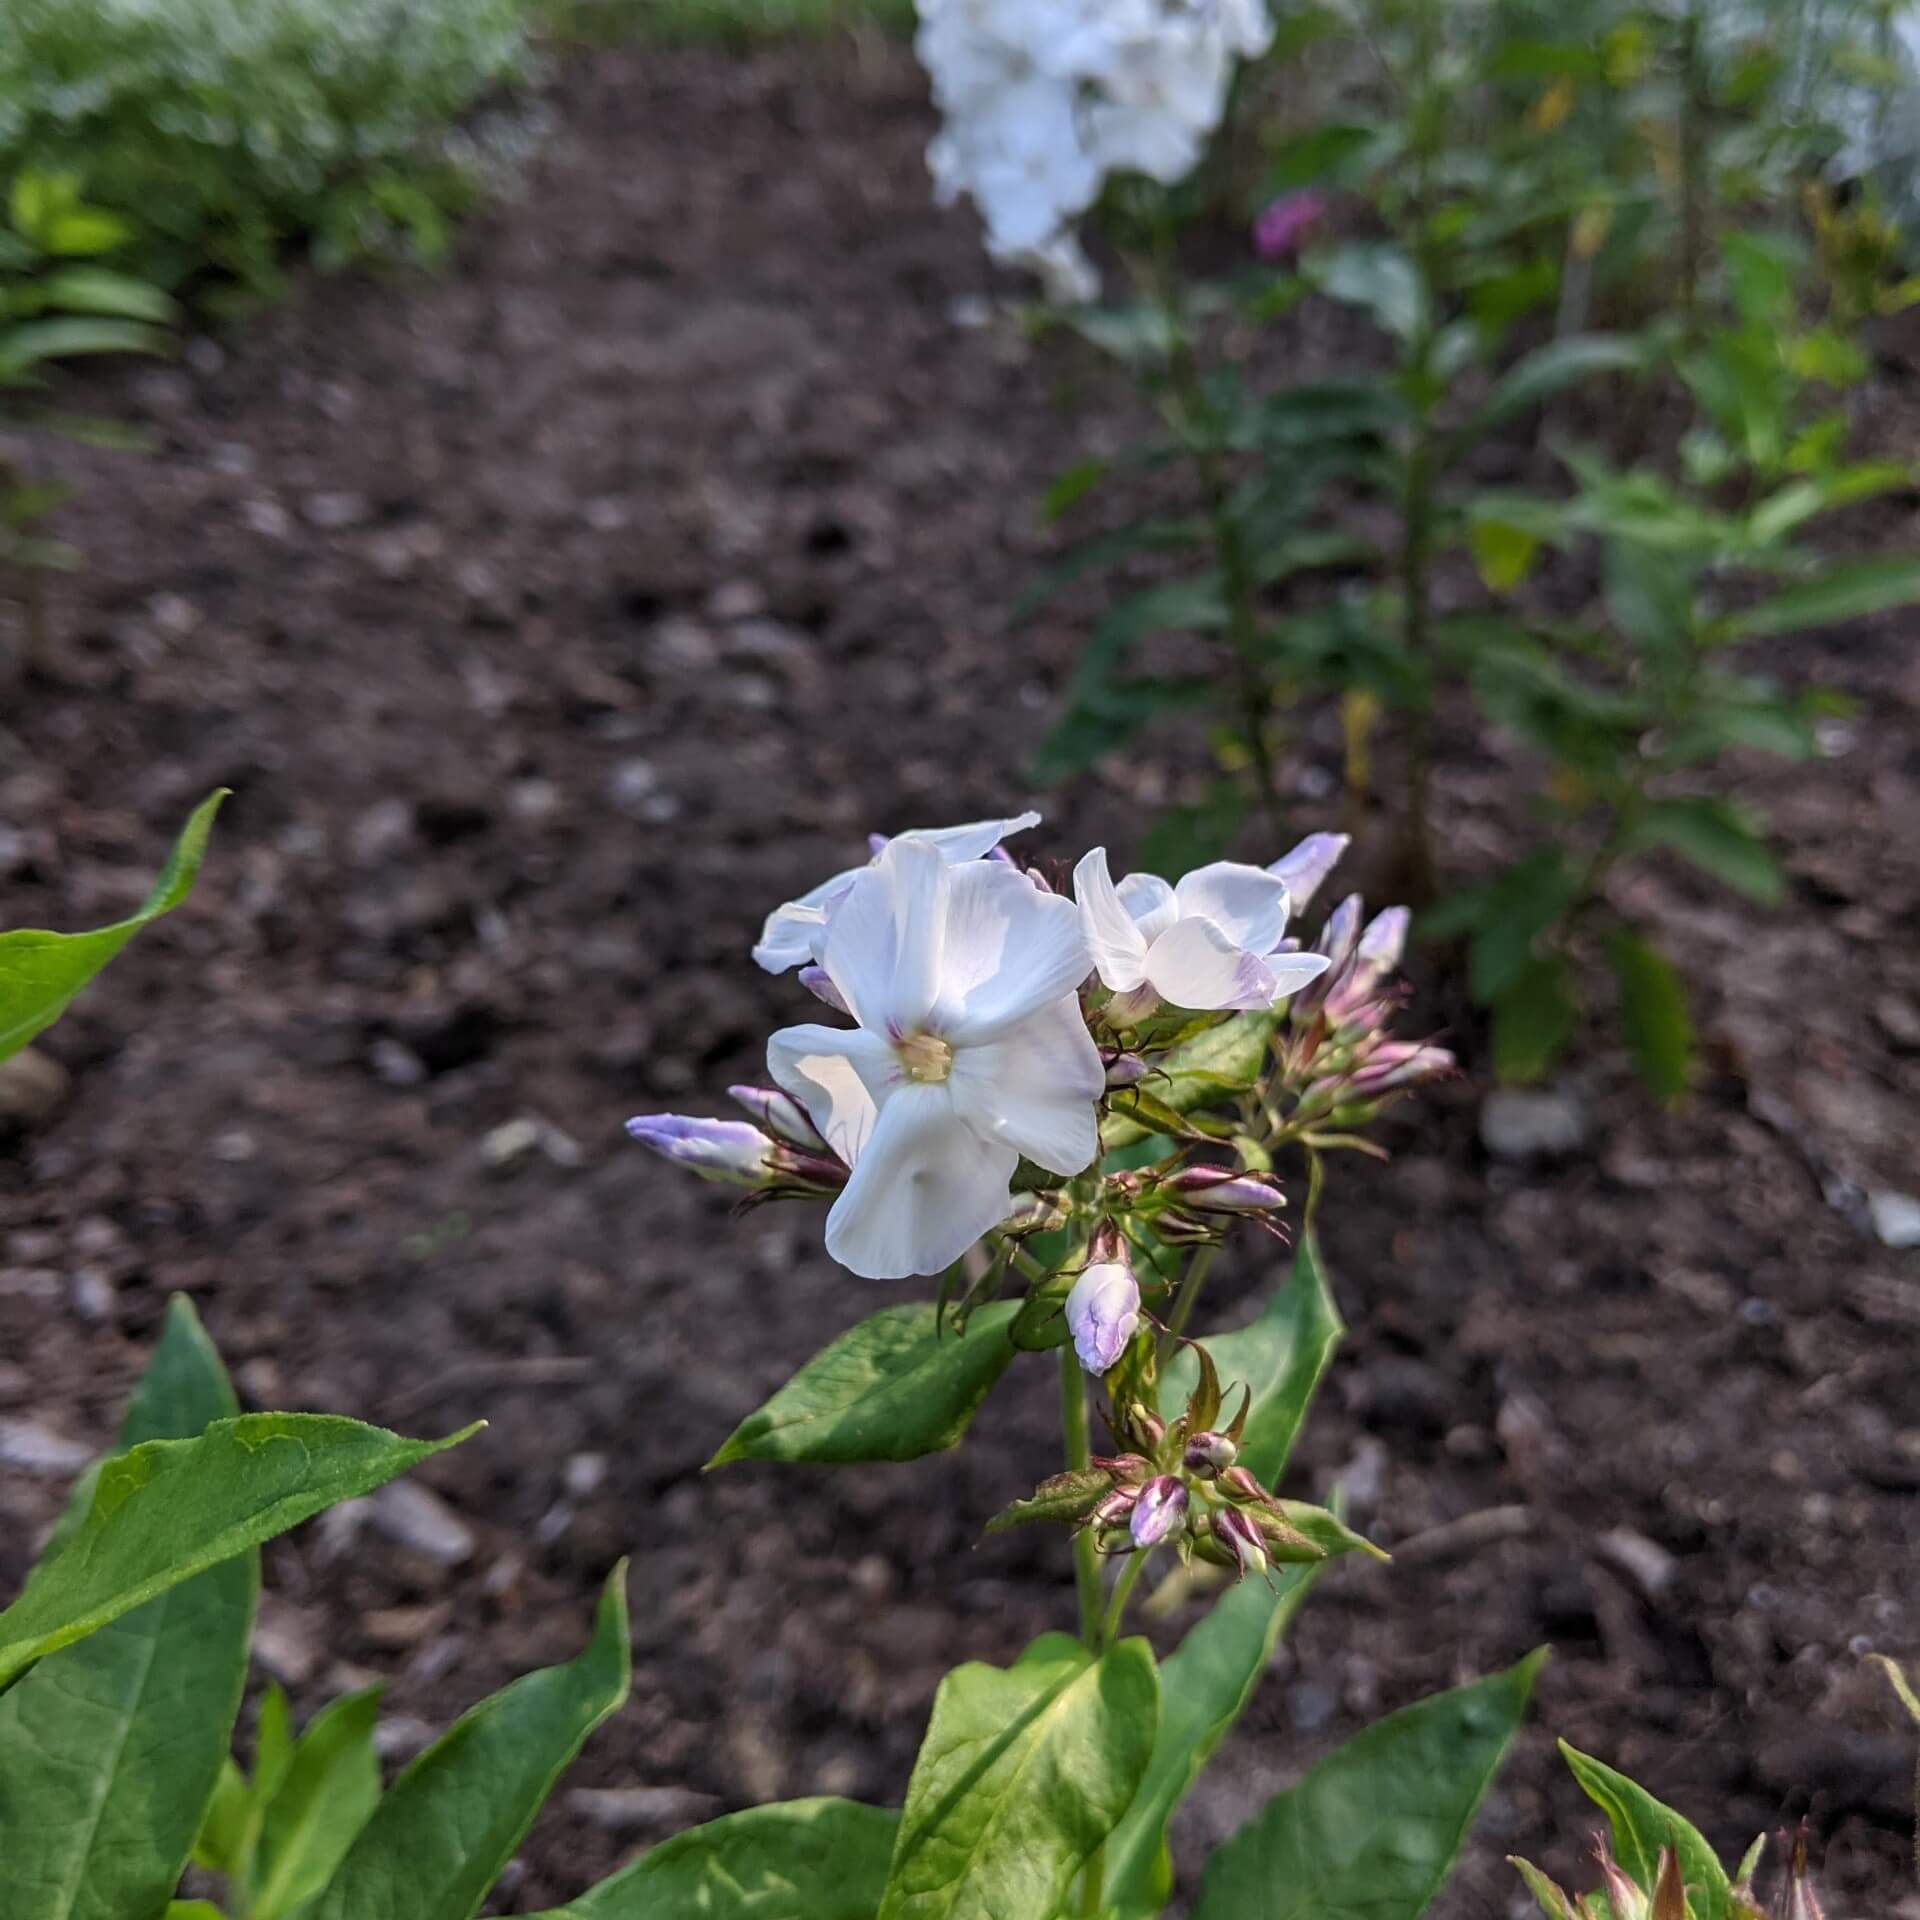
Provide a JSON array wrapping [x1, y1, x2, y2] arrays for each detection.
[[914, 0, 1274, 302]]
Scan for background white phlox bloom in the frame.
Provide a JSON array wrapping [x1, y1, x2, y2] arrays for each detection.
[[752, 811, 1040, 973], [767, 838, 1103, 1279], [915, 0, 1274, 301], [1074, 848, 1330, 1010]]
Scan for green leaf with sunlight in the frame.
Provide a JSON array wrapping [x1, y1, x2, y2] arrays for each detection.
[[1191, 1650, 1548, 1920], [877, 1633, 1159, 1920], [1559, 1743, 1731, 1920], [1157, 1232, 1343, 1486], [0, 791, 225, 1064], [523, 1799, 899, 1918], [0, 1413, 477, 1689], [307, 1567, 631, 1920], [708, 1302, 1019, 1467], [0, 1296, 254, 1920], [1102, 1015, 1273, 1150]]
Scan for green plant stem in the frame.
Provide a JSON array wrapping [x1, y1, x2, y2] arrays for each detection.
[[1157, 1243, 1218, 1363], [1058, 1342, 1103, 1650], [1677, 0, 1706, 343], [1102, 1550, 1151, 1645]]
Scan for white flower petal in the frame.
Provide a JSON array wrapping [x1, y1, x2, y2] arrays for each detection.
[[1072, 847, 1150, 994], [766, 1023, 900, 1166], [1144, 917, 1279, 1011], [947, 993, 1103, 1176], [1115, 870, 1178, 942], [751, 867, 860, 973], [934, 859, 1092, 1045], [1262, 951, 1332, 1003], [898, 811, 1042, 862], [1172, 860, 1291, 953], [822, 838, 948, 1036], [824, 1082, 1019, 1279]]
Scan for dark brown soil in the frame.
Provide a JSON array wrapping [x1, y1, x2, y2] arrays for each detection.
[[2, 37, 1917, 1917]]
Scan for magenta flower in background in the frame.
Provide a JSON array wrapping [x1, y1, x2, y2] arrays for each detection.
[[1253, 189, 1327, 261]]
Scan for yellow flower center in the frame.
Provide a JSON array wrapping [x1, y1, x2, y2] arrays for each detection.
[[896, 1031, 955, 1085]]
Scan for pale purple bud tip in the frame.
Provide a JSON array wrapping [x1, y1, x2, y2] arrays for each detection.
[[1358, 905, 1410, 972], [727, 1085, 826, 1150], [1318, 893, 1363, 971], [1163, 1166, 1287, 1214], [1130, 1475, 1188, 1549], [1065, 1261, 1140, 1375], [797, 964, 850, 1015], [1183, 1430, 1238, 1476], [1212, 1505, 1269, 1580], [1347, 1042, 1455, 1098], [1102, 1050, 1150, 1088], [1252, 189, 1327, 262], [1268, 832, 1348, 915], [626, 1113, 773, 1186]]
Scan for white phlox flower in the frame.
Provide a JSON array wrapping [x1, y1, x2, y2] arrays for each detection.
[[752, 811, 1041, 974], [767, 838, 1103, 1279], [1074, 848, 1330, 1012]]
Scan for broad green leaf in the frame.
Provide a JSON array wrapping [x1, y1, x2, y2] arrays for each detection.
[[1716, 557, 1920, 641], [44, 211, 131, 258], [1102, 1015, 1274, 1150], [1457, 335, 1645, 448], [250, 1686, 385, 1920], [0, 1413, 477, 1688], [1191, 1650, 1548, 1920], [1632, 798, 1783, 906], [524, 1798, 899, 1918], [1559, 1743, 1730, 1920], [0, 317, 168, 373], [35, 268, 175, 325], [0, 791, 225, 1064], [1106, 1566, 1321, 1918], [1157, 1231, 1343, 1485], [877, 1633, 1159, 1920], [0, 1297, 256, 1920], [1468, 517, 1540, 593], [1307, 241, 1427, 341], [708, 1303, 1019, 1467], [307, 1566, 631, 1920], [1608, 932, 1693, 1104], [1492, 957, 1580, 1085]]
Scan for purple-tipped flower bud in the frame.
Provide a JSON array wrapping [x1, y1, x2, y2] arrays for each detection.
[[1152, 1207, 1219, 1246], [1358, 905, 1409, 972], [1267, 832, 1349, 915], [1183, 1430, 1238, 1477], [1212, 1506, 1269, 1581], [1252, 189, 1328, 261], [1004, 1191, 1071, 1235], [1162, 1167, 1287, 1215], [1589, 1840, 1648, 1920], [1065, 1233, 1140, 1375], [727, 1085, 826, 1150], [626, 1113, 775, 1187], [1102, 1050, 1150, 1088], [1130, 1475, 1188, 1549], [1088, 1485, 1142, 1532], [1346, 1041, 1455, 1099], [797, 964, 850, 1015], [1218, 1464, 1277, 1507]]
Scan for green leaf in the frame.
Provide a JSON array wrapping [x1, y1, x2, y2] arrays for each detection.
[[1459, 850, 1582, 1004], [1509, 1855, 1578, 1918], [1101, 1015, 1274, 1151], [1716, 557, 1920, 641], [0, 1297, 256, 1920], [1607, 931, 1693, 1103], [0, 1413, 477, 1689], [523, 1798, 899, 1918], [43, 211, 132, 258], [1106, 1567, 1322, 1917], [1306, 241, 1427, 341], [1492, 957, 1580, 1086], [1632, 797, 1783, 905], [1191, 1650, 1548, 1920], [189, 1758, 249, 1874], [877, 1633, 1159, 1920], [0, 317, 168, 374], [33, 268, 175, 325], [307, 1566, 631, 1920], [249, 1686, 385, 1920], [164, 1906, 227, 1920], [1457, 335, 1645, 448], [1558, 1743, 1731, 1920], [708, 1302, 1019, 1468], [1157, 1231, 1343, 1485], [1042, 458, 1110, 522], [984, 1468, 1115, 1535], [0, 791, 225, 1064], [1468, 516, 1541, 593]]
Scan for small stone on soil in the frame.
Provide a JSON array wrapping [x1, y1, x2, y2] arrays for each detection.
[[1479, 1087, 1590, 1160]]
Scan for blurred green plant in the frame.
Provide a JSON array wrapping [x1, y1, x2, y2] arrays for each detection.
[[541, 0, 911, 47], [0, 168, 174, 662], [0, 0, 536, 300]]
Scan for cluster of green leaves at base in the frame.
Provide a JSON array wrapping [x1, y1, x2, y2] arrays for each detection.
[[0, 0, 536, 302], [1029, 0, 1920, 1099]]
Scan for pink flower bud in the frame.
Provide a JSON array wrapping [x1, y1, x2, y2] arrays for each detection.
[[1212, 1505, 1269, 1581], [1252, 189, 1327, 261], [1358, 906, 1409, 972], [1267, 832, 1348, 914], [1065, 1253, 1139, 1375], [1183, 1430, 1238, 1476], [1346, 1042, 1454, 1098], [1162, 1167, 1287, 1215], [727, 1084, 826, 1150], [1130, 1475, 1188, 1549], [626, 1113, 774, 1186], [796, 964, 850, 1014]]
